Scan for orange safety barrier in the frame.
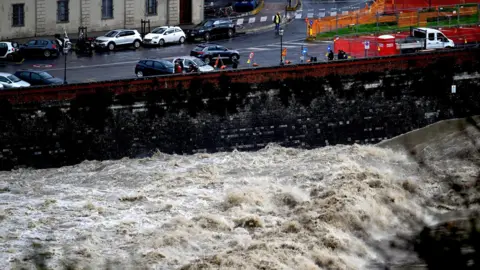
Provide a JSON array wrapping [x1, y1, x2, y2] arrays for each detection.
[[307, 0, 480, 38]]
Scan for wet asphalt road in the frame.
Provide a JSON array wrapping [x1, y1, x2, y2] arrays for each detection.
[[0, 0, 365, 84]]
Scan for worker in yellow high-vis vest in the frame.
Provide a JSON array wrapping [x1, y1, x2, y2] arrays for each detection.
[[274, 12, 281, 34]]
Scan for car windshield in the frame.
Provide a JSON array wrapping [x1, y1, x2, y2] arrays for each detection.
[[104, 31, 118, 37], [193, 46, 206, 51], [7, 75, 21, 82], [39, 72, 53, 79], [152, 27, 167, 34], [192, 58, 206, 66], [197, 20, 214, 27]]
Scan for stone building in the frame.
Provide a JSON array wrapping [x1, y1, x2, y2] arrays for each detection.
[[0, 0, 204, 40]]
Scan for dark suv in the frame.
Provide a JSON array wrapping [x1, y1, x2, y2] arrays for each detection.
[[190, 44, 240, 65], [185, 19, 236, 41], [134, 59, 174, 78]]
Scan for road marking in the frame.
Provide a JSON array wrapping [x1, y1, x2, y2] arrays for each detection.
[[260, 16, 267, 22], [244, 47, 271, 51], [330, 11, 337, 16], [248, 17, 255, 24], [308, 9, 314, 11], [342, 11, 349, 15], [236, 18, 244, 25], [319, 12, 325, 17], [284, 42, 310, 46], [307, 12, 314, 17], [295, 13, 302, 19]]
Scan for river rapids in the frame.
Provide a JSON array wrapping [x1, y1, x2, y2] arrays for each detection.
[[1, 118, 480, 270]]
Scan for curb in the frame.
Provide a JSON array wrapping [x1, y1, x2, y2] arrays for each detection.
[[220, 0, 265, 20], [286, 0, 302, 11]]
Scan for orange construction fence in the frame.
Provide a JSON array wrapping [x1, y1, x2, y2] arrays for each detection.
[[306, 0, 479, 38]]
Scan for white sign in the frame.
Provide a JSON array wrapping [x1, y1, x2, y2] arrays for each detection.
[[451, 85, 456, 93], [364, 41, 370, 50]]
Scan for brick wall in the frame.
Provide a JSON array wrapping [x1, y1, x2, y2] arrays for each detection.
[[0, 55, 479, 170]]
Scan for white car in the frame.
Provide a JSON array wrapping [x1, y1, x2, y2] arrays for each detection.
[[0, 42, 20, 61], [94, 29, 143, 51], [173, 56, 214, 73], [0, 72, 30, 88], [143, 26, 186, 46]]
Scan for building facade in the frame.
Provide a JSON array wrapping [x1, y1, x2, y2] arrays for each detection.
[[0, 0, 204, 40]]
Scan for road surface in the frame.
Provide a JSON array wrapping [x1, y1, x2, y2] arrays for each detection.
[[0, 0, 366, 84]]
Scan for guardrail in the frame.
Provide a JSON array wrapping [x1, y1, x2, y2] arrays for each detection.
[[0, 47, 478, 105]]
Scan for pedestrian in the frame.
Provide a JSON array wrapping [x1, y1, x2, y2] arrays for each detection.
[[274, 12, 281, 34], [328, 49, 334, 61], [175, 62, 182, 73]]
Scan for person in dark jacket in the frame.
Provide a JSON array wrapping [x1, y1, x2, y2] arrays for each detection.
[[328, 49, 334, 61]]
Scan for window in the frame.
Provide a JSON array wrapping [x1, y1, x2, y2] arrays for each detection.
[[7, 75, 20, 82], [31, 73, 41, 80], [165, 29, 174, 35], [153, 61, 164, 69], [19, 72, 30, 79], [27, 40, 37, 46], [144, 60, 153, 67], [207, 46, 217, 51], [428, 33, 435, 41], [175, 29, 182, 33], [12, 4, 25, 27], [57, 1, 69, 22], [146, 0, 157, 15], [102, 0, 113, 19], [0, 76, 9, 83], [39, 72, 53, 79]]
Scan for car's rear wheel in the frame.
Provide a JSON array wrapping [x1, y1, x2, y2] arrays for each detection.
[[136, 71, 143, 78], [204, 56, 212, 65], [227, 29, 234, 38], [43, 50, 51, 58], [6, 54, 13, 61], [108, 42, 115, 51], [230, 54, 239, 61], [179, 36, 185, 44], [159, 39, 165, 46], [204, 32, 211, 42]]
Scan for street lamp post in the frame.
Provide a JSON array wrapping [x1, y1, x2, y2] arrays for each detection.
[[279, 28, 284, 65], [63, 47, 68, 84]]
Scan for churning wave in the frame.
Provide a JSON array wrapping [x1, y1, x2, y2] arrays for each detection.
[[1, 117, 480, 270]]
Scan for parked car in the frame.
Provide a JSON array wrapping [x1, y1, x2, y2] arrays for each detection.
[[14, 70, 63, 86], [190, 44, 240, 65], [134, 59, 174, 78], [185, 19, 236, 41], [143, 26, 186, 46], [19, 39, 59, 58], [94, 29, 143, 51], [0, 72, 30, 88], [0, 42, 21, 61], [172, 56, 214, 72], [234, 0, 259, 12]]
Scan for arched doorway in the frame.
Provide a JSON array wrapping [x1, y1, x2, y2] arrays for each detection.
[[180, 0, 192, 24]]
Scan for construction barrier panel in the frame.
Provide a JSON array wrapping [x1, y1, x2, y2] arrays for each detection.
[[308, 1, 480, 39]]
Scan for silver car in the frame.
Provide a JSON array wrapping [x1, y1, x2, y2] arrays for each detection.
[[0, 72, 30, 88], [173, 56, 214, 73]]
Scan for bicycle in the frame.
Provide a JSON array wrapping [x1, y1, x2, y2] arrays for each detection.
[[214, 6, 234, 17]]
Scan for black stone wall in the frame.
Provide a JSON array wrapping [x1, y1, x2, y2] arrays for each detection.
[[1, 55, 479, 170]]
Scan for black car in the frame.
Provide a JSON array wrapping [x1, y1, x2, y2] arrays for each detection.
[[134, 59, 174, 78], [185, 19, 236, 42], [14, 70, 63, 86], [19, 39, 60, 58], [190, 44, 240, 65]]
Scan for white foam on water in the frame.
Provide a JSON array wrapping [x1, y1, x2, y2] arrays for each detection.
[[1, 119, 480, 270]]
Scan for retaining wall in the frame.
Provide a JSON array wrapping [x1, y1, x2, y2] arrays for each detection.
[[0, 48, 479, 170]]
